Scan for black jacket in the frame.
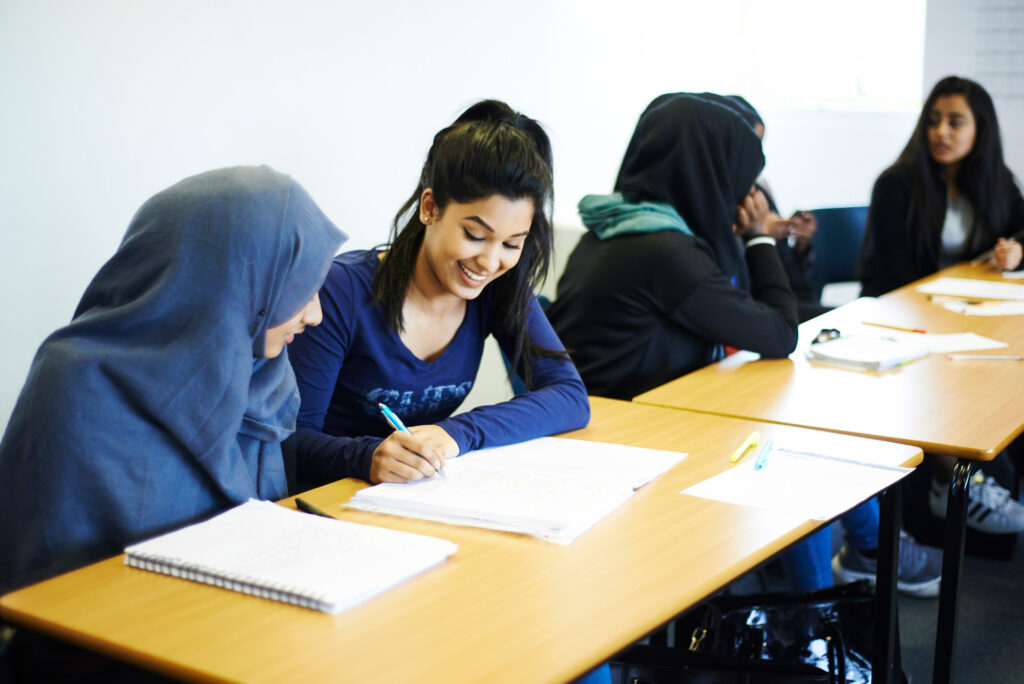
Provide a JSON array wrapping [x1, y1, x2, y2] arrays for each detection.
[[860, 165, 1024, 296], [547, 230, 797, 401]]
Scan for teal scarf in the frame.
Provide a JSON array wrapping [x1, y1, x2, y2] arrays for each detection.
[[578, 192, 693, 240]]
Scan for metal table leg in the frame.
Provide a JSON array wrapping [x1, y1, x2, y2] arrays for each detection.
[[874, 483, 902, 684], [932, 459, 971, 683]]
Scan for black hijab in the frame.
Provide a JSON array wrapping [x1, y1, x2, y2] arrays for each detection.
[[614, 93, 765, 282]]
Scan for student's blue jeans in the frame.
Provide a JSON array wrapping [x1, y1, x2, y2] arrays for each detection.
[[573, 663, 612, 684], [781, 498, 879, 591]]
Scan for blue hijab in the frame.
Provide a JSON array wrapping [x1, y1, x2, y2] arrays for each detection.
[[0, 166, 346, 593]]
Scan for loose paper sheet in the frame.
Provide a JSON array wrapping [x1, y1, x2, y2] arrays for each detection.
[[682, 449, 910, 521], [914, 332, 1008, 353]]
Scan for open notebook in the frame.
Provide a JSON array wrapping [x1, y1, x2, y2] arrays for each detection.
[[124, 499, 457, 614], [347, 437, 686, 544]]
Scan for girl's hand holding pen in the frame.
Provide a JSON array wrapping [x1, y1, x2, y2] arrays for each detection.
[[370, 425, 456, 484]]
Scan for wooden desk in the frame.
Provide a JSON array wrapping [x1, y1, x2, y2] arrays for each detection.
[[1, 398, 921, 683], [635, 263, 1024, 683], [635, 263, 1024, 459]]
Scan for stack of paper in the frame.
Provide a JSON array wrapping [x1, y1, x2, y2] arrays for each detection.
[[348, 437, 686, 544], [806, 334, 929, 370], [125, 499, 457, 613]]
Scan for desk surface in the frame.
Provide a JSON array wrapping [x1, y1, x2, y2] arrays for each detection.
[[1, 398, 922, 684], [635, 264, 1024, 460]]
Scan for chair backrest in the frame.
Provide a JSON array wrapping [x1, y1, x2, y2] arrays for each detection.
[[808, 206, 868, 295]]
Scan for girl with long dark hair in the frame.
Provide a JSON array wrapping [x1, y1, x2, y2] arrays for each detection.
[[860, 76, 1024, 297], [288, 100, 589, 487], [860, 76, 1024, 535]]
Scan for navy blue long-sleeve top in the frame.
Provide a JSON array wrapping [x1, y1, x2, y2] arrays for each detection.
[[288, 250, 590, 487]]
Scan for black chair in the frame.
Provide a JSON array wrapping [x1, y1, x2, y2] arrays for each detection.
[[807, 206, 868, 303]]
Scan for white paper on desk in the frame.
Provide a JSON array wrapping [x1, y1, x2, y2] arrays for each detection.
[[348, 437, 686, 544], [682, 450, 911, 521], [835, 322, 1007, 353], [943, 300, 1024, 316], [1001, 270, 1024, 280], [916, 276, 1024, 301], [904, 331, 1007, 353]]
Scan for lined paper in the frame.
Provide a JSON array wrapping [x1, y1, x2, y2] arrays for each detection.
[[348, 437, 685, 544]]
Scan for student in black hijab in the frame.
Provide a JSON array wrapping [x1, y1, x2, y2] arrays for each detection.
[[549, 95, 941, 598], [714, 93, 824, 320], [547, 92, 798, 401]]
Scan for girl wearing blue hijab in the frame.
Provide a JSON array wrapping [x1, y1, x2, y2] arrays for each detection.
[[0, 165, 347, 598]]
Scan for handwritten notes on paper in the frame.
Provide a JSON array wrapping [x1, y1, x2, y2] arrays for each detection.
[[348, 437, 685, 544]]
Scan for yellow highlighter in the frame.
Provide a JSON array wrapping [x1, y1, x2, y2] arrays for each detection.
[[730, 431, 760, 463]]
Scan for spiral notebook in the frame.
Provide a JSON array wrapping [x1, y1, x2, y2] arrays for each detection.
[[124, 499, 457, 614]]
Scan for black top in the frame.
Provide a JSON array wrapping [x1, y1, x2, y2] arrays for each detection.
[[860, 164, 1024, 296], [547, 231, 798, 401]]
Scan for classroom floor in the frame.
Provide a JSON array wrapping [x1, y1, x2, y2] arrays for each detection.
[[898, 529, 1024, 684]]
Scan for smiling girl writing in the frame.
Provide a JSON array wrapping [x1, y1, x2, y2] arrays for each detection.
[[288, 100, 589, 488]]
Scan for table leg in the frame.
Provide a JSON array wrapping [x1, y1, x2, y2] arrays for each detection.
[[932, 458, 971, 683], [873, 484, 901, 684]]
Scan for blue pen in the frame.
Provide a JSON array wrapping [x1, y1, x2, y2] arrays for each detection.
[[377, 402, 447, 479], [754, 439, 773, 471]]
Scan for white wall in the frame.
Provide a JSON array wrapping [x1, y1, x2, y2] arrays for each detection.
[[923, 0, 1024, 179], [0, 0, 929, 431]]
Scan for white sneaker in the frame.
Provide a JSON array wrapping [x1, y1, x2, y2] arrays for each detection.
[[929, 473, 1024, 534]]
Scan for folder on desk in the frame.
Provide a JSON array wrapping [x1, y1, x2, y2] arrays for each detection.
[[124, 499, 457, 614], [347, 437, 686, 544]]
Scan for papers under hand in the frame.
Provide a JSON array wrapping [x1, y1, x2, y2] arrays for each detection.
[[347, 437, 686, 544], [942, 299, 1024, 316], [916, 276, 1024, 301]]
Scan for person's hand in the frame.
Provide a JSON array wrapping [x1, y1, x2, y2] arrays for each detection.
[[369, 425, 456, 483], [993, 237, 1023, 271], [789, 211, 816, 253], [734, 188, 770, 238], [764, 213, 792, 240]]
